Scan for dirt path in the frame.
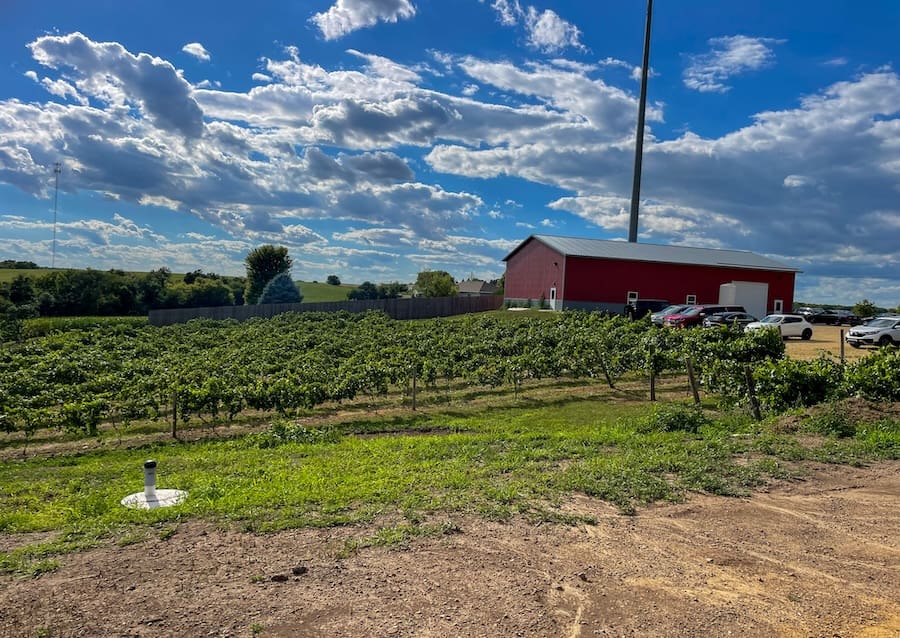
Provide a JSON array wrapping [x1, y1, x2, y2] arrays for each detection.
[[2, 462, 898, 638]]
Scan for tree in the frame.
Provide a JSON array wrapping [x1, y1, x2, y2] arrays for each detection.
[[259, 273, 302, 304], [347, 281, 409, 300], [244, 245, 293, 305], [415, 270, 457, 297], [326, 275, 341, 286], [8, 275, 35, 306], [853, 299, 878, 319], [378, 282, 407, 299], [347, 281, 379, 300]]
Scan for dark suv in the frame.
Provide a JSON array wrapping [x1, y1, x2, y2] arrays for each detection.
[[663, 304, 746, 328], [625, 299, 670, 320]]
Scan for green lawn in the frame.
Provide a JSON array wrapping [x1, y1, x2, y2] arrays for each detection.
[[298, 280, 357, 303], [1, 394, 896, 576]]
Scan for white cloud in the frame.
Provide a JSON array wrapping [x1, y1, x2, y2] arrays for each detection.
[[490, 0, 520, 27], [488, 0, 585, 53], [29, 32, 205, 138], [783, 174, 813, 188], [311, 0, 416, 40], [524, 6, 585, 53], [251, 73, 272, 82], [3, 32, 900, 303], [182, 42, 211, 62], [684, 35, 783, 93]]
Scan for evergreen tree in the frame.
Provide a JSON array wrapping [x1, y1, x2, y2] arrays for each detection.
[[259, 272, 302, 304]]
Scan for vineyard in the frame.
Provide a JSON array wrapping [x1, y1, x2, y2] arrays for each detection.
[[2, 310, 898, 448]]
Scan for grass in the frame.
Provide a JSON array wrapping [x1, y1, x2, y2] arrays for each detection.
[[297, 280, 359, 303], [1, 393, 896, 576]]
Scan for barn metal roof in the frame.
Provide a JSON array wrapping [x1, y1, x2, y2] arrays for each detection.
[[503, 235, 799, 272]]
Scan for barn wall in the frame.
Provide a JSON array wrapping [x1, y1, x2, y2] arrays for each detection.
[[504, 239, 565, 305], [563, 256, 795, 313]]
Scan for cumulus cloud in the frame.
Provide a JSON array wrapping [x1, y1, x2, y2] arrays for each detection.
[[182, 42, 211, 61], [28, 32, 205, 138], [3, 31, 899, 299], [488, 0, 585, 53], [311, 0, 416, 40], [684, 35, 783, 93]]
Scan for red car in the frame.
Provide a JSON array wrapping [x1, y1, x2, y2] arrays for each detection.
[[663, 304, 745, 328]]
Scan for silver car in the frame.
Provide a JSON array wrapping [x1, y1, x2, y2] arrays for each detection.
[[845, 316, 900, 347], [651, 304, 689, 326]]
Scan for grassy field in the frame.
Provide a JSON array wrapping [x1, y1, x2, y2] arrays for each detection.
[[1, 379, 897, 576], [298, 280, 357, 303]]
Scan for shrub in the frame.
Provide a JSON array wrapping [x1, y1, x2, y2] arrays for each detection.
[[637, 403, 710, 433], [843, 347, 900, 402], [252, 419, 340, 448], [753, 356, 844, 414], [803, 402, 856, 438]]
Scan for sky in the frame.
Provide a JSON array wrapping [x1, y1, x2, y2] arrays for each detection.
[[0, 0, 898, 307]]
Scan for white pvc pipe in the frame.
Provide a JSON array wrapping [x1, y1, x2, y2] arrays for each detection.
[[143, 460, 157, 499]]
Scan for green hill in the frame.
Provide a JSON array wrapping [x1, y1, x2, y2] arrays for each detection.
[[297, 281, 356, 303]]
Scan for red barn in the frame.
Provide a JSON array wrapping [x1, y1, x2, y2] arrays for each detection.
[[503, 235, 799, 316]]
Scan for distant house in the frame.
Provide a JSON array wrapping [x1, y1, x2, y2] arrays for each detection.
[[457, 279, 499, 296], [503, 234, 799, 314]]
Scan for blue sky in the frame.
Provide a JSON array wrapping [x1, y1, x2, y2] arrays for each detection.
[[1, 0, 898, 306]]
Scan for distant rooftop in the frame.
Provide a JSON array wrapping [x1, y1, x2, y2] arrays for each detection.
[[503, 235, 800, 273]]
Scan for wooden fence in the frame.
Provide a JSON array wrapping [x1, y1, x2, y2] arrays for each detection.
[[148, 295, 504, 326]]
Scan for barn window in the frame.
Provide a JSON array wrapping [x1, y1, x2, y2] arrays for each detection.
[[773, 299, 783, 313], [626, 291, 639, 304], [686, 294, 697, 304]]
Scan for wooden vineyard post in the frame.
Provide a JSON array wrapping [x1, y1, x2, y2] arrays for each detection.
[[171, 390, 178, 439], [685, 357, 701, 404], [743, 364, 762, 421], [649, 344, 656, 402], [411, 365, 417, 411], [840, 329, 845, 365]]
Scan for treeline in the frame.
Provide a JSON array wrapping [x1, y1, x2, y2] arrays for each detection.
[[0, 268, 245, 319]]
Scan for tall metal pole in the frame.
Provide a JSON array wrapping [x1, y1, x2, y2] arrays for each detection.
[[52, 162, 60, 268], [628, 0, 653, 243]]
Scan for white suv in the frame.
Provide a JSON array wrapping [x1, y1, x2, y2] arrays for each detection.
[[845, 316, 900, 348], [745, 314, 814, 340]]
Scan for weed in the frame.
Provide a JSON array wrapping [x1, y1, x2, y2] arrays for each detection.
[[804, 402, 856, 438], [637, 403, 710, 433]]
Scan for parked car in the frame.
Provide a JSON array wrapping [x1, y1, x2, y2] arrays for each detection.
[[624, 299, 670, 320], [827, 309, 862, 326], [702, 311, 758, 330], [651, 304, 689, 326], [745, 314, 813, 340], [845, 315, 900, 347], [796, 307, 860, 325], [663, 304, 746, 328]]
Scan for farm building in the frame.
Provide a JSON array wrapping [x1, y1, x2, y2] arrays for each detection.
[[457, 279, 500, 296], [502, 235, 799, 316]]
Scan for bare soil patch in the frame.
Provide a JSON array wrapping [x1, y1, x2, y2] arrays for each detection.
[[2, 462, 898, 638], [784, 325, 870, 362]]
